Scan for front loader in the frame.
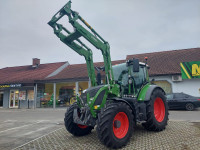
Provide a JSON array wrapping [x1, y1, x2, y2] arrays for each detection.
[[48, 1, 168, 149]]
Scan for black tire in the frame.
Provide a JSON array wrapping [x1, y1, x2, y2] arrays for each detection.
[[64, 103, 93, 136], [142, 89, 168, 131], [97, 102, 134, 149], [185, 103, 194, 111]]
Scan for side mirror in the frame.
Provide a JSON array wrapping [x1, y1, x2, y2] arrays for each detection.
[[97, 72, 101, 85], [132, 59, 139, 72]]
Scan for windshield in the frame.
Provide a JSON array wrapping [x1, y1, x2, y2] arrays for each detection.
[[112, 63, 128, 81], [131, 66, 147, 86]]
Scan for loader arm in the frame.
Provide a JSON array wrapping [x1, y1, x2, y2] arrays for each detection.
[[48, 1, 114, 87], [49, 23, 97, 87]]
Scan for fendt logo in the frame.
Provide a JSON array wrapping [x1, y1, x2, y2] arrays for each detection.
[[192, 64, 200, 76]]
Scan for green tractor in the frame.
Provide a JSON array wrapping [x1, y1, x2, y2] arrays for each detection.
[[48, 1, 168, 149]]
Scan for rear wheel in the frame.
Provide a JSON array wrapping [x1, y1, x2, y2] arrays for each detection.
[[97, 102, 134, 149], [143, 89, 168, 131], [64, 103, 93, 136], [185, 103, 194, 111]]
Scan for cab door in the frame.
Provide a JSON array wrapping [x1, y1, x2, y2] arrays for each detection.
[[131, 65, 147, 95]]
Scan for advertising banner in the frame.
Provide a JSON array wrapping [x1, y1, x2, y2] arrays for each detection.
[[19, 91, 26, 100], [181, 61, 200, 79]]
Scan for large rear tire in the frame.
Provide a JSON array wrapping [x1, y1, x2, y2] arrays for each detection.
[[64, 103, 93, 136], [97, 102, 134, 149], [142, 89, 168, 131]]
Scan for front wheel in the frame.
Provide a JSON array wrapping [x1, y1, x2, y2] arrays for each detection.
[[64, 103, 93, 136], [97, 102, 134, 149], [142, 89, 169, 131]]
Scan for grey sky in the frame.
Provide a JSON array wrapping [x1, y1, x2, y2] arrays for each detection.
[[0, 0, 199, 69]]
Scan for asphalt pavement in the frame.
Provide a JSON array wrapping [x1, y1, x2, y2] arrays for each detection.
[[0, 108, 66, 150], [169, 108, 200, 122]]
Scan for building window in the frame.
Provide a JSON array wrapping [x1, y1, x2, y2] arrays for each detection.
[[153, 80, 172, 94], [56, 82, 76, 107], [37, 83, 53, 108], [36, 82, 89, 108], [27, 90, 34, 100]]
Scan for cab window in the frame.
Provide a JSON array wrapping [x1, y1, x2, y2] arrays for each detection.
[[131, 65, 147, 91]]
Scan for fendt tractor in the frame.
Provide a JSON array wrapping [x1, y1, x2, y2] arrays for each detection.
[[48, 1, 168, 149]]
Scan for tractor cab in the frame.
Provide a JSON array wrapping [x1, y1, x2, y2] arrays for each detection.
[[112, 59, 149, 97]]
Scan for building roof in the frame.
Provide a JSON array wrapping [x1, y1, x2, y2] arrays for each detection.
[[126, 48, 200, 76], [0, 48, 199, 84], [43, 60, 125, 82], [0, 62, 67, 84]]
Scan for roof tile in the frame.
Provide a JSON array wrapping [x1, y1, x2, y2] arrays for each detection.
[[0, 62, 66, 84], [126, 48, 200, 76], [46, 60, 125, 81]]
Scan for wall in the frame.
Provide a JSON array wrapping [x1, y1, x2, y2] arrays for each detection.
[[3, 90, 9, 108], [19, 100, 34, 109], [150, 76, 200, 97], [172, 78, 200, 97]]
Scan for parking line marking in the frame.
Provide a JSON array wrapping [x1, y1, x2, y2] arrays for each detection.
[[3, 120, 17, 123], [0, 121, 43, 134], [12, 127, 64, 150]]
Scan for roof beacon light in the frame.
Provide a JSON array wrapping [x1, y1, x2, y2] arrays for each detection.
[[145, 57, 148, 65]]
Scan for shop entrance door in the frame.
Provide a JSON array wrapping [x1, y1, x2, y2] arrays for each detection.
[[9, 90, 19, 108], [0, 93, 3, 107]]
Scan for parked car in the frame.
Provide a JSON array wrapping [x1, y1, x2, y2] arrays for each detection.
[[166, 93, 200, 111]]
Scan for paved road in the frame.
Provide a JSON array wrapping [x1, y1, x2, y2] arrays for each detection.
[[169, 108, 200, 122], [0, 107, 199, 149], [0, 108, 66, 150]]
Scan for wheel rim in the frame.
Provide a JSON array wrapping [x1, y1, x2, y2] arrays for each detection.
[[154, 97, 165, 122], [186, 103, 193, 110], [77, 124, 88, 129], [113, 112, 129, 139]]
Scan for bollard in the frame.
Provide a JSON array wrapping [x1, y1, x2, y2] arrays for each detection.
[[28, 99, 29, 109], [18, 100, 20, 109]]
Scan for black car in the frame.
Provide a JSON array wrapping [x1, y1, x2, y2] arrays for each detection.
[[166, 93, 200, 111]]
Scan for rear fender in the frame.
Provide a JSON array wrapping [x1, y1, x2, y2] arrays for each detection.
[[138, 84, 165, 101], [145, 86, 166, 101]]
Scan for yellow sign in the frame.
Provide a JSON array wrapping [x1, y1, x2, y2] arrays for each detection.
[[192, 64, 200, 76], [0, 84, 22, 89], [0, 85, 10, 88], [181, 61, 200, 79]]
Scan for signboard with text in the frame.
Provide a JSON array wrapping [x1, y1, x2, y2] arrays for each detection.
[[181, 61, 200, 79], [0, 84, 22, 89]]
